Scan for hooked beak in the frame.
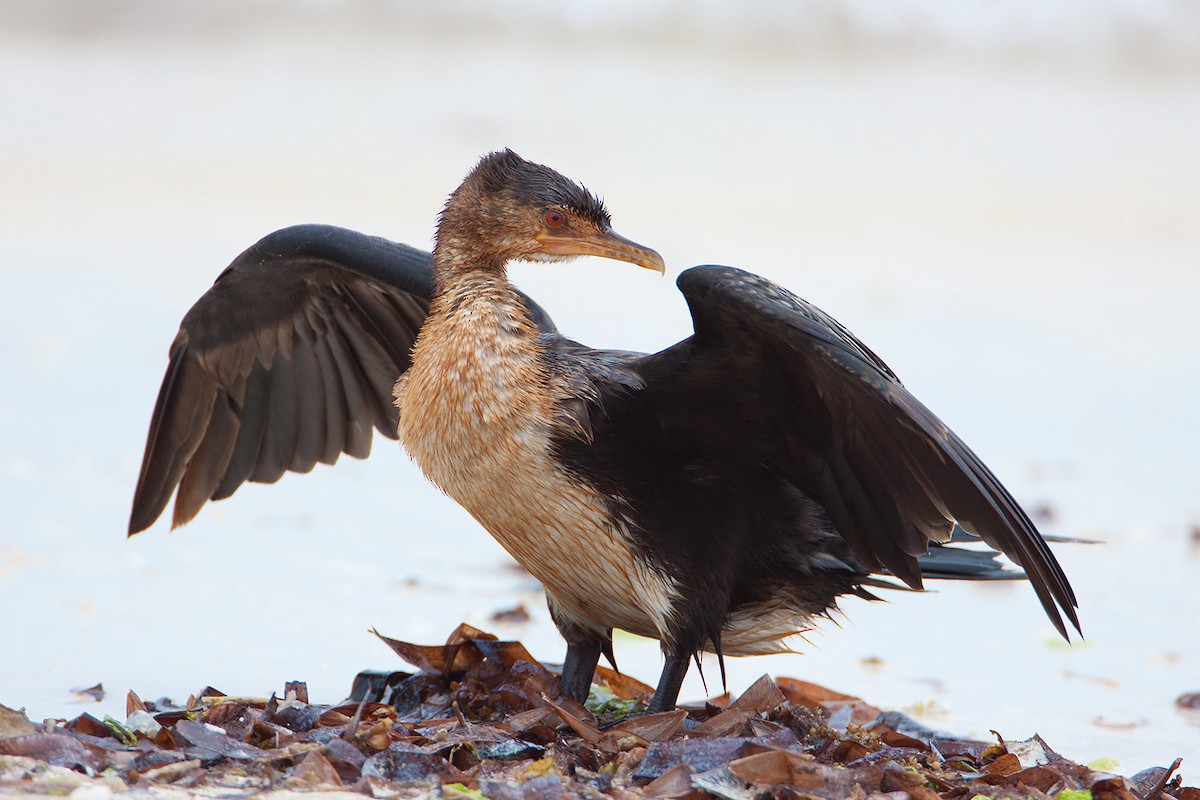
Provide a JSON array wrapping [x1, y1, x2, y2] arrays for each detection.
[[536, 228, 666, 275]]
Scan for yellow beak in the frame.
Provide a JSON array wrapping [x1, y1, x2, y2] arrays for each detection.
[[536, 228, 666, 274]]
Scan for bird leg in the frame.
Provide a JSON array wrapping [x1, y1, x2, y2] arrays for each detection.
[[548, 596, 614, 702], [647, 653, 691, 712], [560, 639, 603, 703]]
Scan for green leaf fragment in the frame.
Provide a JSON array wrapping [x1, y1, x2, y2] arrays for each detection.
[[103, 716, 137, 746], [442, 782, 490, 799], [1087, 756, 1120, 772], [585, 685, 640, 719], [1055, 791, 1094, 800]]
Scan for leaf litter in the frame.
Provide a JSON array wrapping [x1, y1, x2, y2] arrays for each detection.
[[0, 624, 1194, 799]]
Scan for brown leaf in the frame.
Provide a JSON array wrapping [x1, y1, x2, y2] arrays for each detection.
[[1131, 760, 1184, 800], [746, 717, 788, 739], [372, 627, 486, 675], [249, 718, 300, 751], [880, 731, 927, 751], [985, 752, 1023, 776], [283, 681, 309, 704], [487, 660, 562, 713], [728, 675, 786, 714], [199, 700, 255, 739], [152, 726, 177, 751], [263, 700, 327, 733], [65, 713, 113, 740], [907, 787, 943, 800], [355, 718, 395, 754], [773, 677, 860, 705], [72, 683, 105, 703], [927, 736, 991, 762], [826, 738, 873, 762], [0, 733, 99, 771], [774, 677, 881, 725], [727, 747, 827, 789], [1092, 775, 1141, 800], [642, 763, 697, 798], [539, 694, 601, 744], [1011, 765, 1065, 793], [489, 604, 531, 623], [504, 707, 560, 733], [610, 710, 687, 742], [592, 665, 655, 701], [880, 761, 927, 791], [319, 702, 394, 728], [322, 737, 368, 783], [289, 750, 342, 787], [126, 691, 147, 716], [0, 704, 38, 741], [1175, 692, 1200, 710], [472, 639, 538, 671], [194, 686, 228, 704], [691, 709, 754, 738]]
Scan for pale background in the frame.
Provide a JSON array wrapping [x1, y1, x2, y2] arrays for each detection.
[[1, 0, 1198, 774]]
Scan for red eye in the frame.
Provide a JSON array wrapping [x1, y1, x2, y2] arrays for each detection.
[[545, 210, 565, 227]]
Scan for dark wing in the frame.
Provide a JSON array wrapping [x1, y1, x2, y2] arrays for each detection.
[[647, 265, 1078, 637], [129, 224, 556, 534]]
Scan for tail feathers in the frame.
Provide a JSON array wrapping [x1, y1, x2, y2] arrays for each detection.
[[918, 543, 1022, 581], [860, 542, 1024, 590]]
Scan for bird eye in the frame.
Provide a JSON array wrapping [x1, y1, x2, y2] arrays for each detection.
[[545, 210, 566, 228]]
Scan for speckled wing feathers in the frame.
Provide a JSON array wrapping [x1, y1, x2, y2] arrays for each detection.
[[541, 337, 647, 444]]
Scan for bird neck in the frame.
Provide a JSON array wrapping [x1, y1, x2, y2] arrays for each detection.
[[431, 248, 495, 296], [400, 242, 550, 465], [426, 243, 540, 345]]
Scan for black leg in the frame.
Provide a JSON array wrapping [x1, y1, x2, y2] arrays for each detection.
[[647, 652, 690, 712], [560, 639, 603, 703], [547, 595, 613, 703]]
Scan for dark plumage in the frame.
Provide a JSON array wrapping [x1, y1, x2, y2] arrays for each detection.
[[131, 150, 1079, 712], [128, 223, 555, 534]]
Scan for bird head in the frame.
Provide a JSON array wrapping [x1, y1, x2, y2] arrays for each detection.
[[436, 149, 666, 274]]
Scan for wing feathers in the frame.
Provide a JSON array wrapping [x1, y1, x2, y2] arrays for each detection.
[[216, 359, 271, 498], [130, 225, 566, 534], [129, 351, 210, 533], [321, 322, 373, 460], [288, 324, 324, 474], [672, 265, 1079, 636], [173, 391, 239, 527], [252, 346, 300, 485]]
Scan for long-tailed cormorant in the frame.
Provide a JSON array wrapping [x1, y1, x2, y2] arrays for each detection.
[[130, 150, 1079, 712]]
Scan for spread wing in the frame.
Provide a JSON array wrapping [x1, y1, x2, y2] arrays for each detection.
[[644, 265, 1078, 637], [129, 224, 556, 534]]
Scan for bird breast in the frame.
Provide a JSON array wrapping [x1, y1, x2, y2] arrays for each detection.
[[394, 285, 677, 642]]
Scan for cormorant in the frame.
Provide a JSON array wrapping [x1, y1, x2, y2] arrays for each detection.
[[130, 150, 1079, 712]]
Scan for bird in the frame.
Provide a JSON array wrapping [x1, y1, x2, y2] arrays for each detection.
[[130, 149, 1079, 712]]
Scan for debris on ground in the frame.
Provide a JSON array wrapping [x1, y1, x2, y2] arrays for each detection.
[[0, 624, 1193, 799]]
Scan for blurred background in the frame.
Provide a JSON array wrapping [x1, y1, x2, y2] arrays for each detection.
[[1, 0, 1198, 773]]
